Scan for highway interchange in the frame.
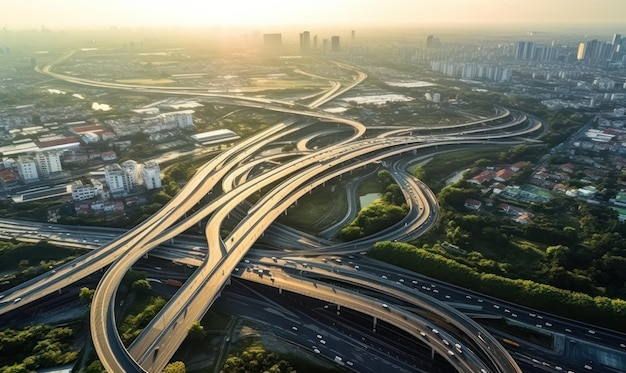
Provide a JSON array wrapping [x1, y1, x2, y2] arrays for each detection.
[[0, 55, 624, 372]]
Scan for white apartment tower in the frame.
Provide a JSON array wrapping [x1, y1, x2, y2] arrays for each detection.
[[141, 161, 162, 190], [121, 160, 140, 186], [105, 163, 134, 195], [16, 155, 39, 182], [36, 151, 63, 177]]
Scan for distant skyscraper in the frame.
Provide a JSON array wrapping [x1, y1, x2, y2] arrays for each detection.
[[577, 43, 586, 60], [426, 35, 440, 49], [299, 31, 310, 51], [263, 33, 282, 48], [351, 30, 355, 42], [331, 36, 340, 52], [322, 39, 329, 54], [313, 35, 318, 49], [514, 41, 536, 60], [612, 33, 622, 46]]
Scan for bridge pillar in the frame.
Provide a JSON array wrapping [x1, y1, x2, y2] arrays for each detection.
[[431, 347, 435, 359], [373, 316, 377, 332], [336, 304, 340, 315], [279, 287, 282, 294]]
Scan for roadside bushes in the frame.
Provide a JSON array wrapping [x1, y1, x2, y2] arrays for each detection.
[[368, 241, 626, 332]]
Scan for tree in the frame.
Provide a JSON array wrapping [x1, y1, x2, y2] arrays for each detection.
[[187, 321, 206, 342], [162, 361, 186, 373], [131, 279, 152, 294], [85, 360, 106, 373], [413, 166, 426, 180], [79, 287, 95, 303]]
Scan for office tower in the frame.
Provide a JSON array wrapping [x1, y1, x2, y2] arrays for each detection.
[[313, 35, 318, 49], [351, 30, 355, 42], [263, 33, 282, 48], [331, 36, 340, 52], [299, 31, 310, 51], [322, 39, 329, 54]]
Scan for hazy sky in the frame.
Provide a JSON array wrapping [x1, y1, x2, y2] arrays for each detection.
[[2, 0, 626, 29]]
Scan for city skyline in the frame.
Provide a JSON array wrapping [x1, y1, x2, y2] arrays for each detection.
[[2, 0, 626, 30]]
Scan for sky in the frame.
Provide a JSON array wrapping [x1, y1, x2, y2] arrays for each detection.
[[2, 0, 626, 30]]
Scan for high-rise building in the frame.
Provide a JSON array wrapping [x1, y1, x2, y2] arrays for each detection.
[[105, 163, 134, 195], [577, 43, 586, 60], [121, 160, 139, 186], [313, 35, 318, 49], [299, 31, 310, 51], [351, 30, 355, 42], [16, 155, 39, 182], [426, 35, 441, 49], [35, 151, 62, 177], [331, 36, 340, 52], [612, 33, 622, 46], [263, 33, 282, 48], [142, 161, 162, 190], [514, 41, 536, 60]]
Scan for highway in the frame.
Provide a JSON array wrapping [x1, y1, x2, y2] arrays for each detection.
[[0, 55, 558, 372]]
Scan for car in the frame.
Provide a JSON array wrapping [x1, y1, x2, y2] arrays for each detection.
[[346, 361, 353, 366], [511, 313, 517, 318], [320, 339, 326, 344], [445, 295, 451, 299], [433, 289, 439, 293], [291, 326, 298, 331], [316, 334, 323, 339], [545, 322, 552, 327], [620, 343, 626, 348], [419, 332, 427, 338], [477, 298, 483, 303], [529, 313, 536, 317], [493, 304, 500, 309], [271, 257, 277, 262], [565, 328, 572, 333], [354, 265, 359, 270], [584, 365, 593, 370], [411, 280, 418, 284], [466, 295, 472, 299], [382, 303, 389, 309], [504, 309, 510, 313], [432, 328, 439, 334], [398, 278, 404, 282], [588, 329, 596, 334], [13, 297, 21, 303], [313, 348, 320, 353], [442, 339, 449, 345], [381, 275, 388, 280]]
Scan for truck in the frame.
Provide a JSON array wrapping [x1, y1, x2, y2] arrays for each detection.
[[502, 338, 520, 348], [165, 279, 183, 287]]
